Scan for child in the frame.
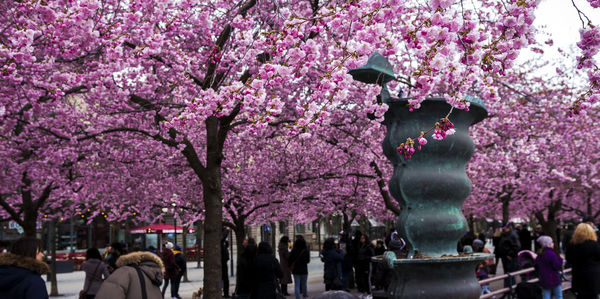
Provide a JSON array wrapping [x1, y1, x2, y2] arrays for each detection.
[[534, 236, 563, 299]]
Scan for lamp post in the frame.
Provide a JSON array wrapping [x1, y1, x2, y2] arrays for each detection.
[[349, 53, 492, 298], [171, 201, 177, 247]]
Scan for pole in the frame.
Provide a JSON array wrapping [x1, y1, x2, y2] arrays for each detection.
[[173, 213, 177, 247], [50, 218, 59, 296], [229, 231, 234, 276], [69, 217, 74, 252], [87, 222, 92, 249]]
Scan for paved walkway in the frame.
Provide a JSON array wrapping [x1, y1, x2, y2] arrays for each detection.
[[45, 253, 332, 299]]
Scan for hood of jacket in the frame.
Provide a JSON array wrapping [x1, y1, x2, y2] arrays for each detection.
[[116, 251, 165, 286], [0, 253, 49, 292], [0, 253, 48, 275]]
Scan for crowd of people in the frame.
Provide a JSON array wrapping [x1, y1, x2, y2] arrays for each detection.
[[2, 220, 600, 299]]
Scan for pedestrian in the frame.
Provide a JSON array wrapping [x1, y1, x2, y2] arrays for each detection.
[[222, 239, 230, 298], [518, 224, 532, 251], [356, 234, 374, 296], [172, 245, 186, 299], [384, 228, 396, 249], [105, 242, 125, 273], [278, 236, 292, 296], [495, 222, 521, 288], [95, 250, 164, 299], [338, 231, 354, 291], [160, 242, 180, 299], [81, 248, 110, 299], [289, 235, 310, 299], [321, 238, 343, 291], [234, 241, 257, 298], [535, 236, 563, 299], [478, 229, 487, 244], [374, 240, 386, 256], [0, 237, 48, 299], [252, 241, 283, 299], [565, 223, 600, 299]]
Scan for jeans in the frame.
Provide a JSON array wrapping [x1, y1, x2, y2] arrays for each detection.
[[293, 274, 308, 299], [501, 257, 518, 288], [542, 285, 563, 299]]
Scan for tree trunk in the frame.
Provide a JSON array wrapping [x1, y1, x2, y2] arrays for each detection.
[[535, 198, 562, 254], [183, 226, 189, 282], [202, 173, 223, 299], [501, 197, 510, 225], [49, 218, 59, 296], [234, 220, 247, 260]]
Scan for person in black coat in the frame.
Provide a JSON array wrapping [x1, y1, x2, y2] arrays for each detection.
[[356, 234, 375, 295], [321, 238, 343, 291], [339, 231, 354, 291], [566, 223, 600, 299], [495, 223, 520, 288], [0, 237, 48, 299], [234, 241, 257, 298], [222, 239, 230, 298], [172, 245, 187, 299], [289, 235, 310, 299], [517, 224, 532, 251], [252, 242, 283, 299]]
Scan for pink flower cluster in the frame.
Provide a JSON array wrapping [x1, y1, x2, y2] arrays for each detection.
[[589, 0, 600, 8], [432, 118, 455, 140], [576, 26, 600, 69]]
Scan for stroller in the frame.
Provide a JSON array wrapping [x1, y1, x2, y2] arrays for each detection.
[[518, 250, 538, 280]]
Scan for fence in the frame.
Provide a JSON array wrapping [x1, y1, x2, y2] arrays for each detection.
[[479, 267, 572, 299]]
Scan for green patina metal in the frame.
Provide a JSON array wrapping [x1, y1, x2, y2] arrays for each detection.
[[350, 53, 491, 298], [348, 52, 396, 85]]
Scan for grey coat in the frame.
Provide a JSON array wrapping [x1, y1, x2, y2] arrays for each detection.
[[82, 258, 110, 295], [95, 252, 164, 299]]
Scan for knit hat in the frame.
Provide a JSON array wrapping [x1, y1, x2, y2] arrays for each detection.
[[388, 232, 405, 250], [174, 245, 182, 251], [537, 236, 553, 248], [472, 239, 484, 250], [463, 245, 473, 253], [165, 242, 174, 249]]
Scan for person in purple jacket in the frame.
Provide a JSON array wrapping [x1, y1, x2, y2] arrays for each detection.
[[535, 235, 563, 299]]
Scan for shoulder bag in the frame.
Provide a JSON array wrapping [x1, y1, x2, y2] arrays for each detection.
[[134, 266, 148, 299]]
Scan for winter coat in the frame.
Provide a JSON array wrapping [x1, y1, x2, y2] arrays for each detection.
[[161, 248, 179, 280], [340, 238, 354, 273], [82, 258, 110, 295], [278, 243, 292, 284], [518, 228, 532, 251], [565, 240, 600, 296], [95, 251, 164, 299], [534, 247, 563, 289], [235, 250, 255, 296], [496, 230, 521, 259], [288, 246, 310, 275], [251, 253, 283, 299], [173, 251, 186, 276], [0, 253, 49, 299], [321, 248, 343, 282], [357, 243, 375, 272]]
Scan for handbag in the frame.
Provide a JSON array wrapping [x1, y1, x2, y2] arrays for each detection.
[[79, 261, 101, 299]]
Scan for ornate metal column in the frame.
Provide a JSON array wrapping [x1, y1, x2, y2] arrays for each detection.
[[350, 53, 492, 298]]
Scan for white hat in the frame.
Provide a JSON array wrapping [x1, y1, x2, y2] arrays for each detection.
[[165, 242, 174, 249]]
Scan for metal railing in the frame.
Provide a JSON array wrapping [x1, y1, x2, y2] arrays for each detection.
[[479, 267, 572, 299]]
